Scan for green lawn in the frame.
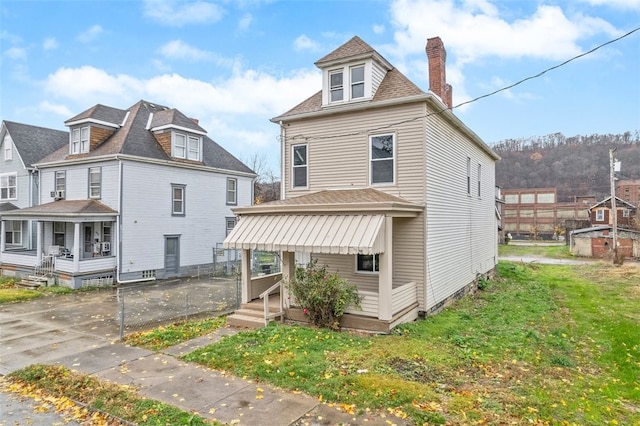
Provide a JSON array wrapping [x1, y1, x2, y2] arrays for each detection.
[[184, 262, 640, 425], [498, 242, 573, 258]]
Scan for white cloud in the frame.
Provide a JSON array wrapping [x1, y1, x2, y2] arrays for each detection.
[[43, 37, 58, 50], [238, 13, 253, 31], [5, 47, 26, 60], [77, 25, 104, 43], [373, 24, 385, 34], [38, 101, 73, 117], [45, 66, 141, 104], [143, 0, 224, 26], [293, 34, 319, 52], [158, 40, 213, 61], [580, 0, 640, 9]]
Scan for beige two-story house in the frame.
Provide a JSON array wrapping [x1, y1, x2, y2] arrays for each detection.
[[224, 36, 500, 332]]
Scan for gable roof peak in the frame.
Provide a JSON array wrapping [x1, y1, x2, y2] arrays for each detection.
[[314, 35, 387, 68]]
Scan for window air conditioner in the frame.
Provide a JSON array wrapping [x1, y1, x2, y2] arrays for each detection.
[[53, 190, 65, 199], [101, 242, 111, 252]]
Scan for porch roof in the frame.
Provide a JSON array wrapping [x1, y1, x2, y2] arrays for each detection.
[[224, 213, 387, 255], [224, 188, 423, 254], [1, 200, 118, 221]]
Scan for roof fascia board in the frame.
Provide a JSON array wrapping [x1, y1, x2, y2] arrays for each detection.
[[232, 202, 423, 216], [317, 51, 393, 71], [65, 118, 121, 128], [36, 154, 256, 178], [2, 213, 117, 221], [150, 124, 207, 136]]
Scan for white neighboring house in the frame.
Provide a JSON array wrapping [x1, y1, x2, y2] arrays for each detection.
[[0, 101, 255, 288], [224, 36, 500, 333]]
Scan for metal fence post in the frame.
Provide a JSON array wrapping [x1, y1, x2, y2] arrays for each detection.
[[184, 292, 189, 322]]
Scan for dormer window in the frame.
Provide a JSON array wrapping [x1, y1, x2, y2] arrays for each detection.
[[324, 62, 371, 105], [71, 126, 90, 154], [350, 65, 365, 99], [172, 132, 201, 161], [330, 70, 343, 102]]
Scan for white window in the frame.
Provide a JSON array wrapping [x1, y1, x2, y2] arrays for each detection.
[[226, 217, 237, 236], [0, 173, 17, 200], [226, 178, 237, 205], [477, 164, 482, 197], [55, 171, 66, 194], [89, 167, 101, 198], [71, 126, 90, 154], [350, 65, 365, 99], [171, 184, 185, 216], [4, 135, 12, 160], [595, 209, 604, 222], [173, 132, 201, 160], [356, 254, 379, 273], [53, 222, 65, 247], [622, 209, 630, 218], [466, 157, 471, 195], [187, 136, 200, 161], [370, 134, 394, 185], [329, 70, 343, 102], [174, 133, 186, 158], [5, 220, 21, 245], [292, 144, 308, 189]]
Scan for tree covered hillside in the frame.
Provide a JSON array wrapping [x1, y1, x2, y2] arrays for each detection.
[[493, 131, 640, 202]]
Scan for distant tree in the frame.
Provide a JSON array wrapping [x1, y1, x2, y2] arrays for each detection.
[[243, 153, 281, 204]]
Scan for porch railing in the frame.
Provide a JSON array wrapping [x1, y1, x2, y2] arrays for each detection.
[[34, 255, 54, 277], [259, 279, 285, 325]]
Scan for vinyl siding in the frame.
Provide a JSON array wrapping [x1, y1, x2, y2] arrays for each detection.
[[119, 160, 253, 274], [40, 161, 120, 206], [283, 102, 427, 307], [1, 147, 30, 209], [424, 106, 497, 309], [371, 62, 386, 95]]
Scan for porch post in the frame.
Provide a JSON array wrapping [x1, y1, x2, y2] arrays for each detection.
[[281, 251, 295, 306], [0, 220, 5, 253], [73, 223, 80, 272], [378, 216, 393, 321], [36, 221, 43, 264], [241, 249, 251, 304]]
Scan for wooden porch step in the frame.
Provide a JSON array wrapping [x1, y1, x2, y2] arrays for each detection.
[[18, 276, 47, 289]]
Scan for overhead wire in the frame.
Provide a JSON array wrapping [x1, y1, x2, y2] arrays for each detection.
[[285, 25, 640, 143]]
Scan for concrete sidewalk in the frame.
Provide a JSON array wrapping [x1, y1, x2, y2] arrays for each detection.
[[0, 292, 400, 425]]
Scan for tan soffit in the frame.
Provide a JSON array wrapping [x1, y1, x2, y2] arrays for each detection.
[[223, 214, 386, 255]]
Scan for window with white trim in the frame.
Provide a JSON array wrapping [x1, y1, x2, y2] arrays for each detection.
[[477, 164, 482, 197], [173, 132, 201, 161], [329, 70, 343, 102], [53, 222, 65, 247], [4, 135, 12, 160], [356, 254, 379, 273], [350, 65, 365, 99], [370, 134, 394, 185], [292, 144, 308, 188], [71, 126, 90, 154], [226, 178, 237, 205], [0, 173, 17, 200], [595, 209, 604, 222], [5, 220, 21, 245], [55, 171, 66, 195], [172, 184, 185, 216], [88, 167, 101, 198], [622, 209, 630, 218], [226, 217, 237, 236]]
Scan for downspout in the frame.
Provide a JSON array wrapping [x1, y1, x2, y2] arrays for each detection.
[[279, 121, 285, 200], [116, 156, 156, 284]]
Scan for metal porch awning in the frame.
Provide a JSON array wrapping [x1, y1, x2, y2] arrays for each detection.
[[223, 214, 386, 255]]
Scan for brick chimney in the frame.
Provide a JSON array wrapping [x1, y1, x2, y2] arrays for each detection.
[[426, 36, 453, 109]]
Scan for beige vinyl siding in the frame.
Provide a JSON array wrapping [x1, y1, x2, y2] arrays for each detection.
[[424, 107, 497, 310], [371, 62, 386, 95], [314, 253, 379, 292], [284, 102, 427, 204], [393, 215, 425, 308]]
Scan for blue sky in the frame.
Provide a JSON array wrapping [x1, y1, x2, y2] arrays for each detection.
[[1, 0, 639, 176]]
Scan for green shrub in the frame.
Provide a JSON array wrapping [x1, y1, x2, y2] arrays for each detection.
[[286, 260, 361, 330]]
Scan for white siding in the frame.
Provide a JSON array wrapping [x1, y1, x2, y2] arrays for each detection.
[[119, 160, 253, 274], [40, 161, 120, 208], [424, 105, 497, 310]]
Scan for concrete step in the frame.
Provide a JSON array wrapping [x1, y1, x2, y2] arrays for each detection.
[[18, 280, 43, 289], [227, 313, 266, 329]]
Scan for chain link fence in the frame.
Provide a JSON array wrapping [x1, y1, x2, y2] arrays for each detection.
[[116, 275, 239, 340]]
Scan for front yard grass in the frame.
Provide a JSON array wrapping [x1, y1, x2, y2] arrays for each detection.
[[122, 316, 227, 351], [0, 276, 90, 304], [183, 262, 640, 425], [498, 241, 573, 258]]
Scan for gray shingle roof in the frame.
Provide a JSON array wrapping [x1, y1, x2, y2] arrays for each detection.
[[3, 199, 118, 216], [315, 36, 376, 66], [2, 121, 69, 166], [65, 104, 128, 127], [38, 100, 254, 175]]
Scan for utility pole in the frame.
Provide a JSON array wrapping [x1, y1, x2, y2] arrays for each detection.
[[609, 148, 618, 263]]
